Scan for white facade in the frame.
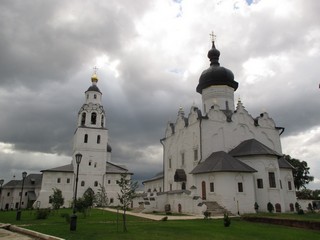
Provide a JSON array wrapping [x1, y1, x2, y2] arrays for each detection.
[[1, 174, 42, 210], [35, 74, 131, 209], [141, 40, 297, 215]]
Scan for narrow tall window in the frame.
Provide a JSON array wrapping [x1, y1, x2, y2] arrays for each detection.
[[97, 135, 101, 144], [81, 112, 86, 125], [194, 148, 198, 161], [182, 182, 186, 190], [181, 152, 185, 166], [288, 181, 292, 190], [89, 160, 92, 166], [101, 115, 104, 127], [57, 178, 61, 183], [168, 158, 172, 169], [238, 182, 243, 192], [94, 181, 98, 187], [67, 178, 70, 183], [170, 184, 172, 191], [91, 112, 97, 124], [257, 179, 263, 189], [94, 94, 97, 99], [210, 182, 214, 192], [268, 172, 276, 188], [81, 181, 85, 187], [84, 134, 88, 143]]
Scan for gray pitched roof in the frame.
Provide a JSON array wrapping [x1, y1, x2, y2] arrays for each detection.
[[278, 156, 295, 169], [229, 139, 281, 157], [106, 162, 131, 174], [3, 174, 42, 189], [41, 164, 74, 173], [190, 151, 256, 174], [142, 172, 164, 184]]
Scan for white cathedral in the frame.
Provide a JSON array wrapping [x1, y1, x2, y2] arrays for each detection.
[[141, 39, 297, 215], [34, 73, 131, 208]]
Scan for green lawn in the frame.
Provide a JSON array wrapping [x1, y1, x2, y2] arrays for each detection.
[[0, 209, 319, 240]]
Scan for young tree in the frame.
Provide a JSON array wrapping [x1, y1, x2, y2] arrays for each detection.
[[284, 155, 314, 190], [94, 184, 108, 207], [49, 188, 64, 210], [75, 188, 95, 217], [117, 173, 138, 232]]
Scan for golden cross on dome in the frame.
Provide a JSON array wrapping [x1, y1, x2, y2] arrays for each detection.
[[210, 31, 216, 42]]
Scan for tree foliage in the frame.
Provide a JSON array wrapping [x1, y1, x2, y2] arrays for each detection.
[[94, 184, 108, 207], [75, 188, 95, 216], [49, 188, 64, 210], [284, 155, 314, 190], [117, 173, 139, 232], [297, 188, 320, 200]]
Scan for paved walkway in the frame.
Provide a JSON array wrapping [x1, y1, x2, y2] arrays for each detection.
[[0, 223, 63, 240], [99, 207, 223, 220]]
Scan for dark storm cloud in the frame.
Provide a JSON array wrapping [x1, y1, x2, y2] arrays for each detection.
[[0, 0, 319, 186]]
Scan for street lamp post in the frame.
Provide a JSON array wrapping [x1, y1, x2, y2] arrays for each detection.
[[16, 171, 27, 221], [70, 153, 82, 231], [0, 179, 4, 210]]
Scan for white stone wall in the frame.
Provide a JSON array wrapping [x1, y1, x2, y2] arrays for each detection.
[[35, 172, 74, 208], [143, 178, 163, 193]]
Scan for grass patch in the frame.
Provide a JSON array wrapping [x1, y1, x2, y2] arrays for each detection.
[[0, 209, 319, 240]]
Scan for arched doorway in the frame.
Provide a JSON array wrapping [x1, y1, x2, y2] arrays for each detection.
[[178, 204, 182, 213], [202, 181, 206, 200], [275, 203, 281, 212]]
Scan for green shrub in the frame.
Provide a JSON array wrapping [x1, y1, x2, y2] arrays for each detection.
[[223, 213, 231, 227], [166, 211, 172, 215], [161, 216, 168, 221], [35, 209, 51, 219], [298, 209, 304, 215], [267, 202, 274, 213], [203, 211, 211, 219], [60, 213, 71, 223]]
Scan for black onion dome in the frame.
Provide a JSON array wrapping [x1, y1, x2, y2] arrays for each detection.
[[196, 41, 238, 94], [107, 143, 112, 152], [86, 85, 101, 93]]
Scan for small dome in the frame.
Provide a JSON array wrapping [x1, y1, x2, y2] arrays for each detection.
[[91, 73, 98, 83], [196, 41, 238, 94], [107, 143, 112, 152]]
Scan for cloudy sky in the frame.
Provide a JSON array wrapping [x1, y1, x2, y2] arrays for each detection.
[[0, 0, 319, 189]]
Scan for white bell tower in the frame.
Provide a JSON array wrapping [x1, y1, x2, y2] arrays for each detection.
[[72, 72, 109, 191]]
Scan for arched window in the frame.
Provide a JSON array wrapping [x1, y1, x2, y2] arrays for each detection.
[[94, 181, 98, 187], [89, 160, 92, 166], [97, 135, 101, 144], [81, 112, 86, 125], [101, 115, 104, 127], [81, 181, 85, 187], [94, 94, 97, 99], [84, 134, 88, 143], [91, 112, 97, 124]]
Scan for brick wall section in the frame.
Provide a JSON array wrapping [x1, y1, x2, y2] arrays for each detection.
[[242, 217, 320, 231]]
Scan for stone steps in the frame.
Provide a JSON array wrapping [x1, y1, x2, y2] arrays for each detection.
[[204, 201, 233, 216]]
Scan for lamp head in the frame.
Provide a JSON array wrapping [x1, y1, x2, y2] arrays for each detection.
[[22, 172, 27, 179], [0, 179, 4, 186], [75, 153, 82, 165]]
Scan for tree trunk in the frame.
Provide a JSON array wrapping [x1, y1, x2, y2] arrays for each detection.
[[123, 209, 127, 232]]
